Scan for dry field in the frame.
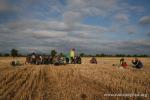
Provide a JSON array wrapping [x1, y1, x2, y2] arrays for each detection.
[[0, 57, 150, 100]]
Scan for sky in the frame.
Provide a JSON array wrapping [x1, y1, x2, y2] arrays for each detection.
[[0, 0, 150, 55]]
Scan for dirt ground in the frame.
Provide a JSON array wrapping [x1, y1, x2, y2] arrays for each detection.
[[0, 57, 150, 100]]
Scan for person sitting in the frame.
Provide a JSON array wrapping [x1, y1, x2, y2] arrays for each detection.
[[120, 58, 124, 65], [59, 56, 65, 65], [74, 56, 77, 64], [35, 55, 39, 65], [43, 56, 49, 65], [65, 56, 69, 64], [36, 55, 42, 65], [70, 57, 75, 64], [11, 60, 22, 66], [119, 58, 128, 68], [122, 61, 128, 68], [132, 58, 143, 69], [25, 55, 31, 64], [31, 53, 36, 64], [48, 56, 53, 64], [76, 56, 82, 64], [39, 55, 43, 64], [53, 56, 60, 66], [90, 57, 97, 64], [11, 60, 16, 66]]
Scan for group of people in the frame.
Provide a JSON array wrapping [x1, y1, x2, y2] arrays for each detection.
[[119, 58, 143, 69], [25, 54, 82, 66], [10, 48, 144, 69], [11, 59, 22, 67], [25, 48, 82, 66]]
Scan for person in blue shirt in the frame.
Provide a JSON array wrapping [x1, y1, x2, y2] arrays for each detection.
[[132, 58, 143, 69]]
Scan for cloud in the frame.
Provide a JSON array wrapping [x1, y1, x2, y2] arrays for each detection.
[[114, 13, 128, 23], [119, 2, 145, 13], [127, 28, 136, 34], [32, 30, 67, 39], [0, 1, 10, 12], [67, 0, 119, 17], [126, 26, 137, 34], [0, 17, 109, 37], [99, 39, 150, 54], [147, 32, 150, 36], [0, 0, 12, 12], [0, 0, 149, 54], [139, 16, 150, 25], [0, 0, 21, 14], [63, 11, 82, 23], [68, 0, 118, 11]]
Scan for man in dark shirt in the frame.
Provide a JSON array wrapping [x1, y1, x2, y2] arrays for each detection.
[[132, 58, 143, 69]]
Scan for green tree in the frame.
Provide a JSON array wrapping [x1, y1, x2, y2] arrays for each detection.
[[51, 50, 57, 57], [80, 53, 85, 57], [101, 53, 106, 57], [133, 54, 138, 57], [59, 52, 64, 57], [4, 53, 10, 57], [96, 54, 100, 57], [127, 55, 131, 57], [11, 49, 18, 57]]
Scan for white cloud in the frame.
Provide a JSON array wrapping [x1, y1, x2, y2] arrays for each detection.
[[126, 26, 137, 34], [67, 0, 118, 17], [114, 13, 128, 23], [32, 30, 67, 39], [63, 11, 82, 29], [119, 2, 145, 13], [0, 0, 21, 13], [0, 0, 149, 54], [139, 16, 150, 25], [0, 3, 9, 12], [147, 32, 150, 36], [127, 28, 136, 34]]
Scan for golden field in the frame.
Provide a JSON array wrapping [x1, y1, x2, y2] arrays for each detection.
[[0, 57, 150, 100]]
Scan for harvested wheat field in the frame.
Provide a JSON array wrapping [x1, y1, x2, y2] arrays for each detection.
[[0, 57, 150, 100]]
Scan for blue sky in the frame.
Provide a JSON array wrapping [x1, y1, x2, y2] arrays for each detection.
[[0, 0, 150, 55]]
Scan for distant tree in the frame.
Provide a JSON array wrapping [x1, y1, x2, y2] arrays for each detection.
[[127, 55, 131, 57], [18, 54, 25, 57], [138, 54, 148, 57], [11, 49, 18, 57], [133, 54, 138, 57], [0, 53, 2, 57], [142, 55, 148, 57], [107, 54, 113, 57], [80, 53, 85, 57], [4, 53, 10, 57], [116, 54, 126, 57], [88, 54, 92, 57], [101, 53, 106, 57], [96, 54, 100, 57], [59, 52, 64, 57], [51, 50, 57, 57]]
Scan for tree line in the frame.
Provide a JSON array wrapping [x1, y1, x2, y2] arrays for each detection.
[[0, 49, 149, 57], [80, 53, 149, 57]]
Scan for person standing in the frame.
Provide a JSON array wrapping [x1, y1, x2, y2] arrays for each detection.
[[70, 48, 75, 64]]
